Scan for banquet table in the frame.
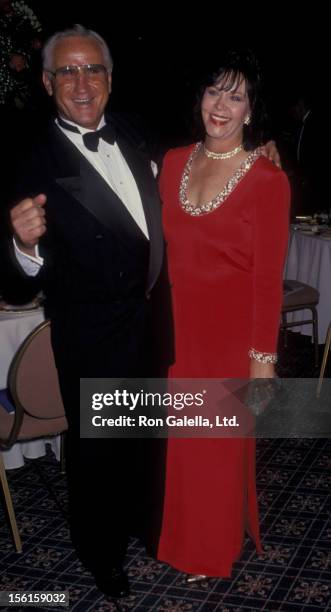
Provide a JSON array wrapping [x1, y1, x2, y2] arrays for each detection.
[[284, 229, 331, 343], [0, 306, 61, 469]]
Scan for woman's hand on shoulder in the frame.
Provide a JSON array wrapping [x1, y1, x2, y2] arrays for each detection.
[[260, 140, 281, 169]]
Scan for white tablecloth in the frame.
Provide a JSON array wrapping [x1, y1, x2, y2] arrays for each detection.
[[0, 308, 61, 470], [285, 230, 331, 343]]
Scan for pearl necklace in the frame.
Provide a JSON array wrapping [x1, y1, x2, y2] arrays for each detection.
[[179, 142, 261, 216], [203, 143, 243, 160]]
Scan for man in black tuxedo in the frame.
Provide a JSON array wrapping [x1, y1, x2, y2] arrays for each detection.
[[8, 25, 172, 598], [280, 94, 322, 218], [295, 101, 322, 216]]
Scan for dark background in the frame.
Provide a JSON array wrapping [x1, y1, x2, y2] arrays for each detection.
[[24, 1, 325, 148], [0, 2, 325, 290]]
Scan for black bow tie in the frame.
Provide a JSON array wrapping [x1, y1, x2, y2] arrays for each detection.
[[57, 116, 116, 151]]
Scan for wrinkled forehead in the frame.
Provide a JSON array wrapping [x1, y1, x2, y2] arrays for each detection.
[[213, 71, 247, 94], [53, 36, 105, 64]]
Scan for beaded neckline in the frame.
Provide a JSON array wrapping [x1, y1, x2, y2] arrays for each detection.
[[179, 142, 261, 217]]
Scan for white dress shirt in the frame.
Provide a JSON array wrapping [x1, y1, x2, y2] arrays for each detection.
[[15, 114, 150, 275], [56, 115, 149, 238]]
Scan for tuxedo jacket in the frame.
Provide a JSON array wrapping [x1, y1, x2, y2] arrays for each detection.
[[6, 117, 174, 389]]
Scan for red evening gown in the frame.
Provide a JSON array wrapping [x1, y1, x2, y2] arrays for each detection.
[[157, 144, 290, 577]]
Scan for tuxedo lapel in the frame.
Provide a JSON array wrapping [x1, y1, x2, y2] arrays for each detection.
[[50, 125, 147, 254], [56, 156, 149, 255], [115, 134, 164, 292], [49, 121, 163, 290], [47, 123, 81, 178]]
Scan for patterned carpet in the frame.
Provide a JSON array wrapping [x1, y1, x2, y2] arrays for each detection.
[[0, 332, 330, 611]]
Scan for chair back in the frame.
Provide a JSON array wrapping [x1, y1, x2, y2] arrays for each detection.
[[8, 320, 64, 419], [0, 320, 67, 553]]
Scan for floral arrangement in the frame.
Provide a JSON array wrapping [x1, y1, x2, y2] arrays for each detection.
[[0, 33, 15, 104], [11, 1, 42, 32], [0, 2, 42, 106]]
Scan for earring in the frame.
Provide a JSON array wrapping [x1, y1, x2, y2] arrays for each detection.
[[244, 116, 251, 125]]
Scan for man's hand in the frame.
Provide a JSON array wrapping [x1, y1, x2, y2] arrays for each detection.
[[261, 140, 281, 169], [11, 194, 47, 256]]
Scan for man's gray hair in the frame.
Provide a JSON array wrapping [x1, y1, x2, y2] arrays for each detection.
[[42, 24, 113, 72]]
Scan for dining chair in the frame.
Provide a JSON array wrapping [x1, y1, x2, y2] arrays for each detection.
[[281, 279, 320, 367], [0, 320, 68, 552], [316, 322, 331, 397]]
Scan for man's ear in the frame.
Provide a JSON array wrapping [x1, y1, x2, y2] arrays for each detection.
[[107, 72, 112, 94], [42, 71, 53, 96]]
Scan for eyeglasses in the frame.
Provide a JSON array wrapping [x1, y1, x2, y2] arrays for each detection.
[[47, 64, 108, 82]]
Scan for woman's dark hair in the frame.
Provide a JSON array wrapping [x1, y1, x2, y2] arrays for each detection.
[[193, 48, 269, 150]]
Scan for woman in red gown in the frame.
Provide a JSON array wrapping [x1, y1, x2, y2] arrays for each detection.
[[157, 50, 290, 578]]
